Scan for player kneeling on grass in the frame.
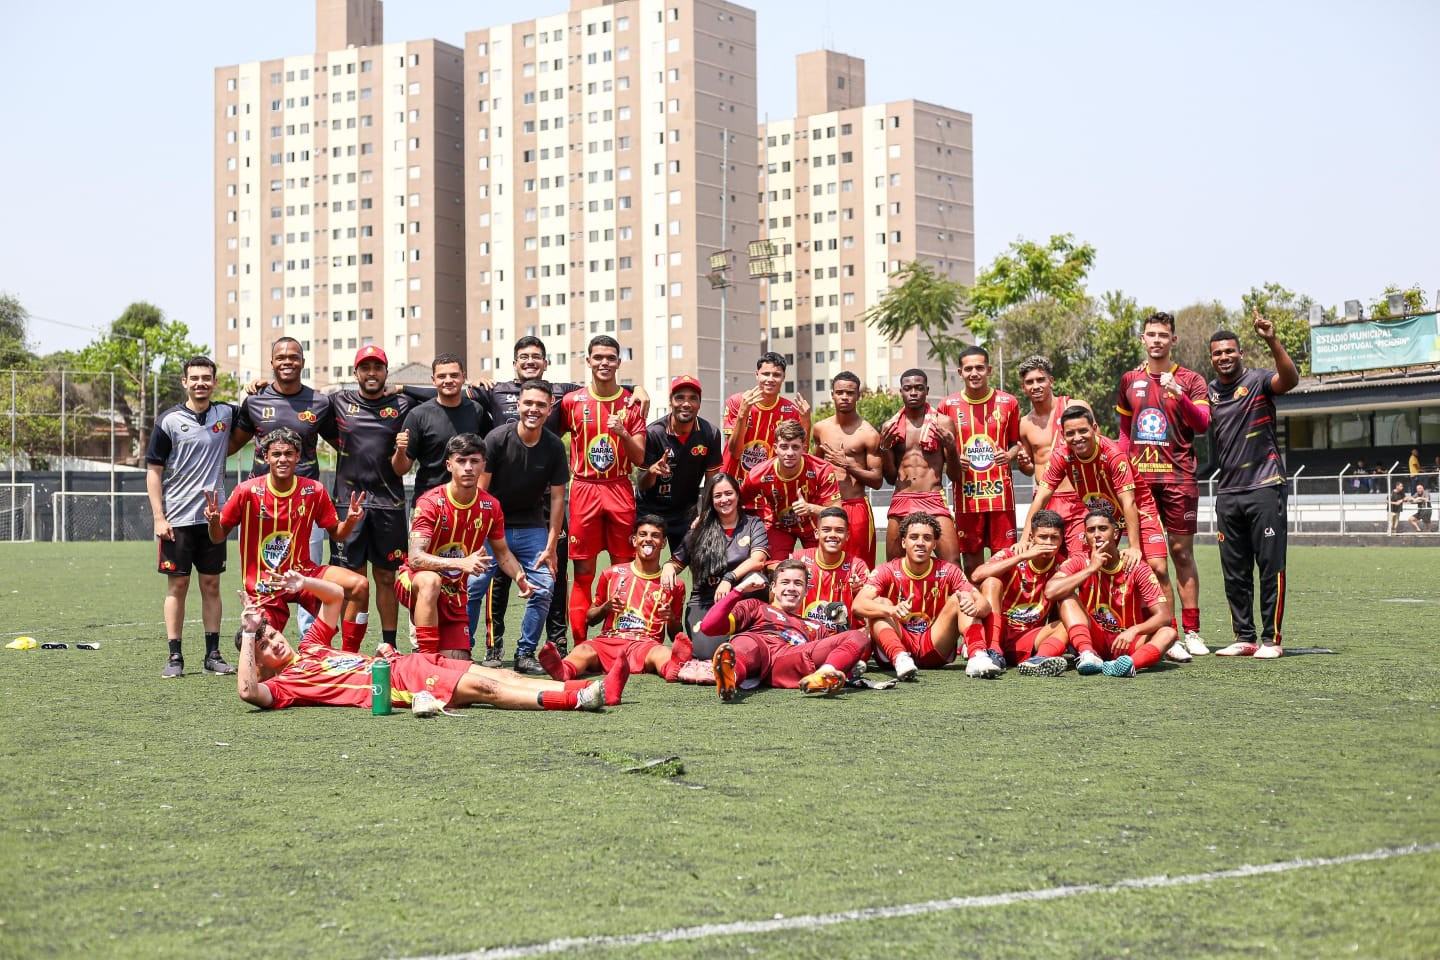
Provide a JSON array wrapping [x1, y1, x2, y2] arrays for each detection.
[[700, 560, 872, 701], [969, 509, 1069, 677], [235, 569, 604, 713], [534, 516, 691, 701], [1037, 503, 1178, 678], [851, 512, 993, 681]]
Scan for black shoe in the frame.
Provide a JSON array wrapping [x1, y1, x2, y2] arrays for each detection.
[[161, 655, 184, 679], [514, 653, 547, 676], [203, 652, 236, 676], [481, 642, 504, 669]]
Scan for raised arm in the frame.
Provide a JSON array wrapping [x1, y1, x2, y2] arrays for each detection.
[[1253, 308, 1300, 395], [235, 593, 274, 708]]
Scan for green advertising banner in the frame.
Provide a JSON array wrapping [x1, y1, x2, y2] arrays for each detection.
[[1310, 313, 1440, 374]]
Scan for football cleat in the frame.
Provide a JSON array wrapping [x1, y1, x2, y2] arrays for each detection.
[[1101, 655, 1136, 678], [1075, 651, 1104, 676], [575, 679, 606, 711], [965, 652, 1002, 679], [480, 642, 504, 668], [1182, 630, 1211, 656], [411, 690, 443, 718], [713, 644, 738, 702], [985, 649, 1007, 672], [676, 658, 714, 684], [1215, 641, 1260, 657], [1253, 644, 1284, 660], [161, 655, 184, 680], [1164, 642, 1192, 663], [892, 651, 919, 682], [798, 665, 846, 695], [1017, 655, 1068, 678]]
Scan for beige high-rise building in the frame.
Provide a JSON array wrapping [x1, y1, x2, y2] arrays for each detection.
[[758, 51, 973, 402], [463, 0, 759, 418], [214, 0, 466, 387]]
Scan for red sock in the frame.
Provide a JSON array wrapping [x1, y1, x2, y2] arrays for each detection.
[[539, 689, 579, 710], [604, 654, 631, 706], [415, 624, 440, 655], [568, 573, 595, 642], [871, 622, 907, 663], [662, 634, 693, 682], [984, 614, 1003, 653], [964, 623, 988, 657], [1067, 622, 1094, 656], [1132, 644, 1162, 671], [1036, 632, 1068, 658], [1181, 608, 1200, 633], [340, 620, 365, 653], [563, 679, 589, 691], [537, 642, 575, 680]]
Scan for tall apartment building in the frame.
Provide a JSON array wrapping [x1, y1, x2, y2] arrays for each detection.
[[758, 51, 973, 400], [463, 0, 760, 417], [214, 0, 466, 387]]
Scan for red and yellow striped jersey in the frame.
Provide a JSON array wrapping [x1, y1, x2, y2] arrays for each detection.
[[940, 388, 1021, 513], [594, 562, 685, 640], [1041, 434, 1159, 519], [739, 454, 841, 541], [865, 558, 973, 633], [219, 475, 337, 595], [984, 545, 1060, 628], [722, 394, 807, 476], [1057, 553, 1166, 636], [559, 386, 646, 482], [401, 485, 507, 591], [794, 547, 870, 630]]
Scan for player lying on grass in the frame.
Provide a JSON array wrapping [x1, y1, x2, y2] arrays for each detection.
[[205, 427, 371, 650], [535, 516, 693, 695], [234, 569, 604, 713], [1029, 503, 1178, 678], [851, 511, 993, 680], [700, 560, 872, 701], [793, 506, 871, 632], [968, 508, 1069, 676]]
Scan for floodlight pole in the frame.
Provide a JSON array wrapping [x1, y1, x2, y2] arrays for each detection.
[[719, 128, 729, 406]]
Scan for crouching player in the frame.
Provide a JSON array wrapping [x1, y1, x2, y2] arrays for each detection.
[[851, 512, 993, 681], [700, 561, 872, 700], [1037, 503, 1178, 678], [537, 516, 692, 697], [395, 433, 532, 659], [968, 508, 1069, 676], [794, 506, 871, 633], [234, 570, 604, 713]]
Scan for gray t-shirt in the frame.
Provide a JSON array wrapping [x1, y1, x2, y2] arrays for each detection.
[[146, 402, 238, 526]]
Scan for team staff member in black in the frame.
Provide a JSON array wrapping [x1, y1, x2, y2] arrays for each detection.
[[391, 353, 493, 505], [230, 336, 334, 633], [637, 375, 722, 552], [1207, 309, 1299, 660], [321, 345, 421, 650]]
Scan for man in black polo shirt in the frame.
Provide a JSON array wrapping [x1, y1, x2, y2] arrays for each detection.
[[1207, 309, 1299, 660], [230, 336, 335, 633], [391, 353, 492, 505], [322, 345, 422, 650], [637, 375, 722, 552], [469, 379, 570, 674]]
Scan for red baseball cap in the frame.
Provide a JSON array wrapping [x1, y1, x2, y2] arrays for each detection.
[[354, 344, 389, 367], [669, 374, 703, 396]]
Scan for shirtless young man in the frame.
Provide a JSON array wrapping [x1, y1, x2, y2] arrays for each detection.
[[811, 371, 883, 567], [1013, 356, 1089, 552], [878, 369, 961, 563]]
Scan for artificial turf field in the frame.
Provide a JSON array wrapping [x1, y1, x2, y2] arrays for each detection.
[[0, 542, 1436, 960]]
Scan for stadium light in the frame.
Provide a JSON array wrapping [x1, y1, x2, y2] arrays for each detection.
[[1387, 293, 1407, 316], [1309, 304, 1323, 326], [1344, 300, 1362, 321]]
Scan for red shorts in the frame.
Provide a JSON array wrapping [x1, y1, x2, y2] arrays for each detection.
[[1148, 484, 1199, 537], [1062, 506, 1168, 561], [568, 480, 636, 563], [577, 634, 663, 674], [764, 525, 817, 562], [841, 497, 876, 568], [874, 623, 957, 669], [253, 564, 327, 633], [956, 509, 1018, 556], [888, 490, 952, 523], [769, 630, 871, 688], [394, 570, 471, 653], [997, 623, 1052, 663], [389, 653, 471, 708]]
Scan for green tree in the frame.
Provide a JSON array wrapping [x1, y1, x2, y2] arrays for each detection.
[[0, 292, 34, 369], [1368, 283, 1428, 319], [810, 388, 904, 431], [1239, 283, 1318, 375], [1172, 300, 1236, 374], [860, 260, 976, 390]]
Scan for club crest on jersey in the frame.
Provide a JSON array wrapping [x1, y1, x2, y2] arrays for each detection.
[[691, 445, 707, 456], [779, 626, 807, 646], [1135, 407, 1169, 444], [212, 421, 227, 433], [741, 441, 769, 472], [1091, 604, 1122, 633], [299, 410, 318, 423], [260, 532, 292, 570], [1235, 386, 1249, 398], [588, 435, 618, 472], [380, 407, 399, 419], [965, 436, 998, 471]]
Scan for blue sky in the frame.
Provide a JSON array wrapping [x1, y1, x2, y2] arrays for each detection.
[[2, 0, 1435, 355]]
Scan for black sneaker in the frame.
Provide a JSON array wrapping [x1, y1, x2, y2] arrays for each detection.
[[161, 655, 184, 679], [514, 653, 547, 676], [481, 642, 504, 669], [203, 652, 236, 676]]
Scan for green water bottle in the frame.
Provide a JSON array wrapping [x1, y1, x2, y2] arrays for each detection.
[[371, 656, 392, 715]]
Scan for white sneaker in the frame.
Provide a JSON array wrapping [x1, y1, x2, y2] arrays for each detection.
[[411, 690, 443, 718], [1076, 650, 1104, 676], [893, 651, 919, 682], [1164, 641, 1192, 663], [1253, 644, 1284, 660], [576, 679, 606, 710], [1215, 641, 1259, 657], [965, 651, 1001, 678], [1182, 630, 1211, 656]]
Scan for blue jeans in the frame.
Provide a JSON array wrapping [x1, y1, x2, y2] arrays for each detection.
[[296, 524, 328, 634], [466, 527, 555, 655]]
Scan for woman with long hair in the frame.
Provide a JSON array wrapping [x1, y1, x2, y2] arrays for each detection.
[[660, 472, 769, 659]]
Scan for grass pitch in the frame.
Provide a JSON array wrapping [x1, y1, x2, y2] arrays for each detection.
[[0, 543, 1436, 959]]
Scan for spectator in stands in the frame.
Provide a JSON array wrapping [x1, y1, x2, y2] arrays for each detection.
[[1410, 484, 1432, 533], [1352, 460, 1373, 494]]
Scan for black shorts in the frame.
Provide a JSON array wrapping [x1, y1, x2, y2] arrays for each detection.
[[330, 507, 408, 571], [157, 524, 226, 577]]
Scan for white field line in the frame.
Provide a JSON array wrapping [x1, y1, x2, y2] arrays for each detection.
[[401, 843, 1439, 960]]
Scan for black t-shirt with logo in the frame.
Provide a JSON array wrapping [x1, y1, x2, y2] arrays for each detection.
[[486, 379, 581, 436], [636, 416, 722, 520], [401, 399, 489, 504], [323, 390, 421, 511], [1208, 368, 1284, 494], [236, 385, 333, 480]]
